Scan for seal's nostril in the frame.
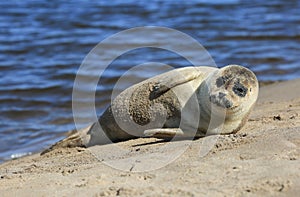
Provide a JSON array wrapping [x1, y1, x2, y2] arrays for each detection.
[[224, 99, 233, 108], [219, 92, 226, 98]]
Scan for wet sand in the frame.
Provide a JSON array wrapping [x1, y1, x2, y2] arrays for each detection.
[[0, 79, 299, 197]]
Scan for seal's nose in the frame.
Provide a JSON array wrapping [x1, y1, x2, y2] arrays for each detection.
[[219, 92, 226, 98], [209, 93, 233, 109], [223, 98, 232, 108], [218, 92, 232, 108]]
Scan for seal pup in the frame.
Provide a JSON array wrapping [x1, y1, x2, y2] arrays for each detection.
[[42, 65, 258, 153]]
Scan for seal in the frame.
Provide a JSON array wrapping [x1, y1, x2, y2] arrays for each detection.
[[42, 65, 259, 154]]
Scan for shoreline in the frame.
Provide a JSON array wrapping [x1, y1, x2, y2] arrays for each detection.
[[0, 79, 299, 196], [0, 79, 286, 164], [0, 79, 291, 164]]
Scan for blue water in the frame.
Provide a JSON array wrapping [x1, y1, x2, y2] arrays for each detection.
[[0, 0, 299, 162]]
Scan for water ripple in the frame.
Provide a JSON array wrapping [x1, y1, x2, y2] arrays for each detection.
[[0, 0, 299, 162]]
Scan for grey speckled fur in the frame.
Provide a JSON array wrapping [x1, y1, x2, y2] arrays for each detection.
[[42, 65, 259, 153]]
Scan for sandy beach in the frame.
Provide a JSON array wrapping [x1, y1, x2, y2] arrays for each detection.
[[0, 79, 299, 197]]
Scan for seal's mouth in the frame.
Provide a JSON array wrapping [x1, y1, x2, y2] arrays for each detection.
[[209, 93, 233, 109]]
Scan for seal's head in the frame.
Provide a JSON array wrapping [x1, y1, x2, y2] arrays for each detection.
[[208, 65, 259, 115]]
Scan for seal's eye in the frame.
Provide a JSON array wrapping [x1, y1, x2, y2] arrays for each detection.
[[233, 82, 248, 97]]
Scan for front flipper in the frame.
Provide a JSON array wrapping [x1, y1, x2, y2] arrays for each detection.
[[144, 128, 184, 138], [149, 67, 204, 99]]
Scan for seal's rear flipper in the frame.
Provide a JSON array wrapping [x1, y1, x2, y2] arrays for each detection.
[[40, 124, 94, 155], [40, 131, 84, 155], [40, 122, 113, 155], [144, 128, 184, 138]]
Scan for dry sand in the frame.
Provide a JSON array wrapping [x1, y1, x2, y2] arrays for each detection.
[[0, 79, 299, 197]]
